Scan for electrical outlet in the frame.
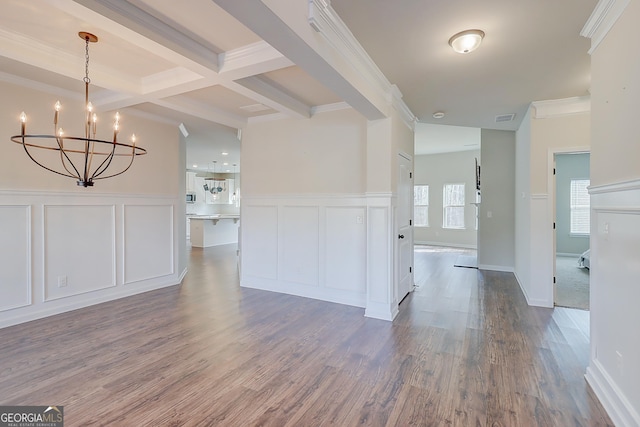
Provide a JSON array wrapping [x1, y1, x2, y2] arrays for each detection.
[[57, 275, 68, 288], [487, 211, 492, 218], [356, 216, 363, 224]]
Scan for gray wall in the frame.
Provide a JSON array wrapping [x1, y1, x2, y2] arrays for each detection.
[[478, 129, 516, 270], [414, 150, 480, 248], [555, 153, 590, 255]]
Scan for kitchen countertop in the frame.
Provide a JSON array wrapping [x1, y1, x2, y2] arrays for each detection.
[[188, 214, 239, 223]]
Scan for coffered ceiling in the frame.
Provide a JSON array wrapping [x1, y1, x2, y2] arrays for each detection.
[[1, 0, 598, 164]]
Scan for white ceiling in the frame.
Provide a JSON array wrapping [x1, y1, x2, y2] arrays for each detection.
[[1, 0, 598, 162], [331, 0, 598, 131]]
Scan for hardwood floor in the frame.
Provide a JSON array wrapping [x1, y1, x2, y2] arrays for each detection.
[[0, 244, 612, 426]]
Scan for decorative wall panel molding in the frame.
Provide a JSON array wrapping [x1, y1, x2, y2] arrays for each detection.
[[43, 204, 116, 301], [0, 191, 181, 329], [241, 195, 370, 309], [324, 207, 366, 293], [587, 185, 640, 427], [281, 206, 319, 286], [0, 205, 31, 311], [242, 204, 279, 280], [123, 204, 174, 284]]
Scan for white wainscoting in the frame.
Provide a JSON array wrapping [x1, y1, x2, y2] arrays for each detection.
[[585, 180, 640, 427], [0, 190, 181, 329], [281, 206, 319, 286], [44, 204, 116, 300], [364, 196, 398, 321], [516, 194, 554, 308], [0, 205, 31, 311], [241, 194, 377, 311], [123, 204, 174, 284], [242, 205, 278, 281], [325, 207, 366, 294]]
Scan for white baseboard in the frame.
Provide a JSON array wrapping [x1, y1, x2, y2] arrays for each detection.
[[586, 359, 640, 427], [477, 264, 514, 273], [178, 267, 188, 282], [240, 277, 366, 309], [364, 301, 399, 321], [513, 270, 553, 308], [0, 279, 180, 330]]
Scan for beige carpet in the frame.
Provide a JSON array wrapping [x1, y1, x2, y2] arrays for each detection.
[[555, 255, 590, 310]]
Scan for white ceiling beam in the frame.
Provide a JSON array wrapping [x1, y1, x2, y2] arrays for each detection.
[[67, 0, 219, 75], [211, 0, 387, 120], [93, 77, 219, 111], [218, 41, 294, 80], [65, 1, 313, 121], [232, 76, 310, 119], [152, 97, 247, 130]]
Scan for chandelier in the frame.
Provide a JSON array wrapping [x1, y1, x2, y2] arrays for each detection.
[[10, 32, 146, 187]]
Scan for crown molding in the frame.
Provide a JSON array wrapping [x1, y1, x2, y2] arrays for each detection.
[[219, 41, 293, 77], [310, 101, 351, 115], [391, 84, 416, 130], [153, 96, 247, 129], [247, 112, 289, 124], [141, 67, 204, 94], [307, 0, 415, 124], [0, 72, 81, 101], [581, 0, 631, 55], [235, 76, 311, 119], [532, 96, 591, 119]]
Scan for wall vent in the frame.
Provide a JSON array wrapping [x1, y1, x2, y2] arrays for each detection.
[[495, 113, 516, 122]]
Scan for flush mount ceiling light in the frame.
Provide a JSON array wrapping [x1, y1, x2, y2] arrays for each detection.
[[448, 29, 485, 54], [11, 32, 146, 187]]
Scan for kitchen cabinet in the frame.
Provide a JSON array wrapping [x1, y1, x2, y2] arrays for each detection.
[[189, 215, 239, 247]]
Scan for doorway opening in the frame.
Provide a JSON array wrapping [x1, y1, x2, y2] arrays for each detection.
[[553, 152, 590, 310]]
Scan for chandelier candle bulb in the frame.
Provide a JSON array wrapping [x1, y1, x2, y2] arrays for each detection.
[[92, 113, 97, 137], [113, 112, 120, 142], [20, 112, 26, 135], [54, 101, 61, 125]]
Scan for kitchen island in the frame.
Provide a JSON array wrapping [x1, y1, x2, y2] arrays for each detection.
[[189, 214, 239, 248]]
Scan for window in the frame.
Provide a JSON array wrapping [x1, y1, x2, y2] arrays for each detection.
[[570, 179, 590, 235], [443, 183, 465, 229], [414, 185, 429, 227]]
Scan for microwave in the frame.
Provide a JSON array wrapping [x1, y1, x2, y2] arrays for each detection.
[[186, 193, 196, 203]]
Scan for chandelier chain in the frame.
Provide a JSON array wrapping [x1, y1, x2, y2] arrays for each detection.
[[84, 37, 90, 84]]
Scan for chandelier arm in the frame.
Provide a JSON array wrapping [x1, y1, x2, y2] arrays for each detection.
[[55, 133, 82, 179], [92, 151, 136, 180], [84, 140, 95, 184], [58, 141, 77, 178], [17, 135, 79, 180], [89, 142, 118, 180]]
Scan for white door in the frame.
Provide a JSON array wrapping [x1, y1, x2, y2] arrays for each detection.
[[397, 153, 414, 303]]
